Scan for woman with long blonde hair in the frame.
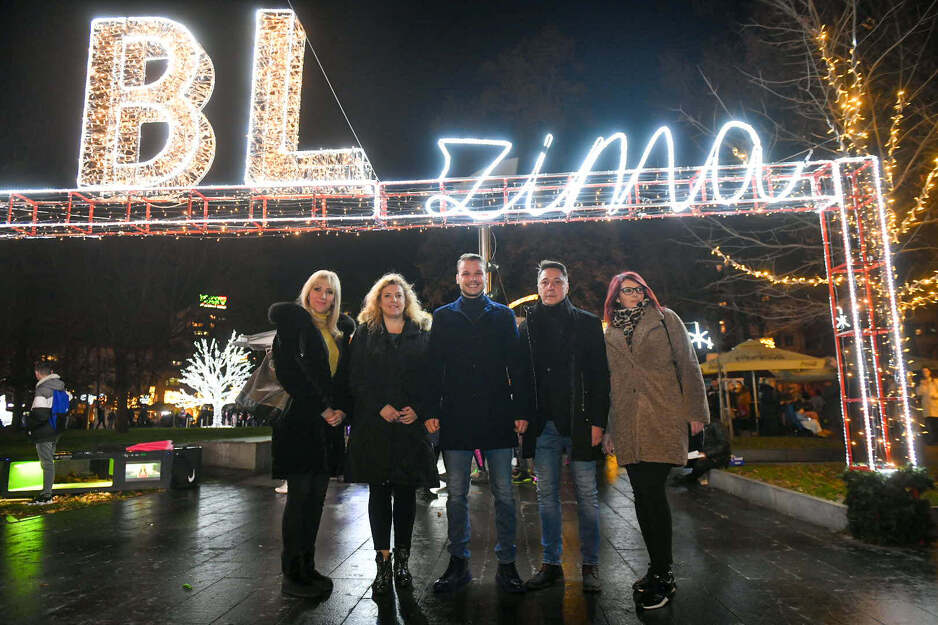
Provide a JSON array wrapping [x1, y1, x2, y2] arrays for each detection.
[[345, 273, 437, 596], [268, 269, 355, 599]]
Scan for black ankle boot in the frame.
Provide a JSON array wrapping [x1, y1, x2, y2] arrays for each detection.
[[432, 555, 472, 593], [300, 551, 333, 594], [281, 553, 331, 599], [495, 562, 526, 593], [393, 547, 413, 588], [373, 552, 393, 595], [524, 563, 564, 591]]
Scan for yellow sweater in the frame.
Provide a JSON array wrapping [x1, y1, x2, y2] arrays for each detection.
[[313, 312, 339, 376]]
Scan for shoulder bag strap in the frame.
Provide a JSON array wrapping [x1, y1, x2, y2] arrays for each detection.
[[660, 317, 684, 396]]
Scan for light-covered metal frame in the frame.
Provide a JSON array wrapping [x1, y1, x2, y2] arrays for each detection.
[[0, 156, 913, 469]]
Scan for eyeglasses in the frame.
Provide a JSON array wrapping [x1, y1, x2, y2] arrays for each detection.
[[619, 286, 645, 295]]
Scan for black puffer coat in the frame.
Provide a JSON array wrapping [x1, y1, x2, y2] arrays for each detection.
[[344, 319, 439, 487], [268, 302, 354, 479]]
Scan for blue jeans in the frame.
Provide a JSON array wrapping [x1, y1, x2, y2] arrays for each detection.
[[534, 421, 600, 565], [443, 447, 517, 563]]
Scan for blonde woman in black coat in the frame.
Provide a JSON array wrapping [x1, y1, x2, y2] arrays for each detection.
[[345, 273, 438, 595], [268, 270, 354, 599]]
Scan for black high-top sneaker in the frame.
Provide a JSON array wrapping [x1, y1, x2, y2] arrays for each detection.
[[637, 570, 676, 610]]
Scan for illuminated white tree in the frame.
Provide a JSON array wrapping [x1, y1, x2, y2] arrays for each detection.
[[178, 331, 252, 427]]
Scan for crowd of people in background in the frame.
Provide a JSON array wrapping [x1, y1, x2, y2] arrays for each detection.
[[708, 378, 841, 438]]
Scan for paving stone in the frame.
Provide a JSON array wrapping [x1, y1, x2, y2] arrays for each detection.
[[2, 467, 937, 624]]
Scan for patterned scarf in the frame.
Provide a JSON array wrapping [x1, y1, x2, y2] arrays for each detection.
[[611, 299, 648, 346]]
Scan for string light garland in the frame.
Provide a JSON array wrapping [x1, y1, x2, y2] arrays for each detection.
[[898, 270, 938, 312], [710, 246, 842, 287], [898, 156, 938, 235], [816, 26, 868, 155]]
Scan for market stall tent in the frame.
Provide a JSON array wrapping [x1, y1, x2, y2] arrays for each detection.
[[701, 340, 830, 435]]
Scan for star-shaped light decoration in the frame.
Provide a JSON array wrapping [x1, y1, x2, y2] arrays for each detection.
[[836, 306, 851, 331], [687, 321, 714, 350]]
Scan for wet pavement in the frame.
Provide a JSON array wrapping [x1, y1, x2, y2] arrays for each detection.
[[2, 466, 938, 625]]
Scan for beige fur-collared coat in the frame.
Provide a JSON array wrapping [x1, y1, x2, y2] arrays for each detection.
[[605, 306, 710, 466]]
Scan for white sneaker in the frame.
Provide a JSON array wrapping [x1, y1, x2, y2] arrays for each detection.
[[275, 481, 288, 494]]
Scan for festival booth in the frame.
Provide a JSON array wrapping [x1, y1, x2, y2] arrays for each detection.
[[701, 340, 830, 434]]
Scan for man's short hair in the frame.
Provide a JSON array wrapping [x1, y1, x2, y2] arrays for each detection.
[[34, 361, 53, 375], [537, 259, 568, 279], [457, 253, 485, 271]]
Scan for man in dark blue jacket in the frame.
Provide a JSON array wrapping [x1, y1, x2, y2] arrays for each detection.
[[425, 253, 529, 593]]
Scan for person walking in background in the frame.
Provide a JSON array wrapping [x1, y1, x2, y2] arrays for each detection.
[[94, 400, 106, 430], [425, 253, 529, 594], [519, 260, 609, 593], [25, 362, 69, 504], [268, 270, 354, 599], [602, 271, 709, 611], [345, 273, 438, 596], [916, 368, 938, 444]]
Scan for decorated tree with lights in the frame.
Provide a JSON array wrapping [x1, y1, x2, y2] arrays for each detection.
[[668, 0, 938, 331], [178, 331, 252, 427]]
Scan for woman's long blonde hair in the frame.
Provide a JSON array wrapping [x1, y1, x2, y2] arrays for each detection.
[[358, 273, 432, 331], [298, 270, 343, 337]]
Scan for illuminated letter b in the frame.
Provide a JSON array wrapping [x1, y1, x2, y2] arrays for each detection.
[[77, 17, 216, 188]]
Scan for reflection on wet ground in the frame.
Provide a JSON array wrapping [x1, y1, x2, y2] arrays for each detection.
[[2, 466, 937, 624]]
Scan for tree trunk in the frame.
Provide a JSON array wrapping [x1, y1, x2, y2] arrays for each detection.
[[115, 350, 130, 433]]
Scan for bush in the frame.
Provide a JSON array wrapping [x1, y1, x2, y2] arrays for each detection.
[[842, 467, 934, 546]]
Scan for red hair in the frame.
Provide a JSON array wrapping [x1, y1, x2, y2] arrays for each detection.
[[603, 271, 663, 324]]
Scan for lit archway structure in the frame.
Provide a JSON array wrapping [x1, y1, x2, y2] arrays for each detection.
[[1, 151, 913, 470]]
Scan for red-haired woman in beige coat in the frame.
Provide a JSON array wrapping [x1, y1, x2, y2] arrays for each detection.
[[602, 271, 709, 611]]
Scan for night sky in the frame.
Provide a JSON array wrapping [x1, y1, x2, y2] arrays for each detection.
[[0, 0, 741, 187], [0, 0, 748, 333]]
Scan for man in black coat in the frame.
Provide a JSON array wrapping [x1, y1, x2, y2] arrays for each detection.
[[518, 260, 610, 593], [425, 253, 529, 594]]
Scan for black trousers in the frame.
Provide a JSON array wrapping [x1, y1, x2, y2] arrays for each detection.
[[626, 462, 673, 575], [368, 483, 417, 551], [282, 472, 330, 577]]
